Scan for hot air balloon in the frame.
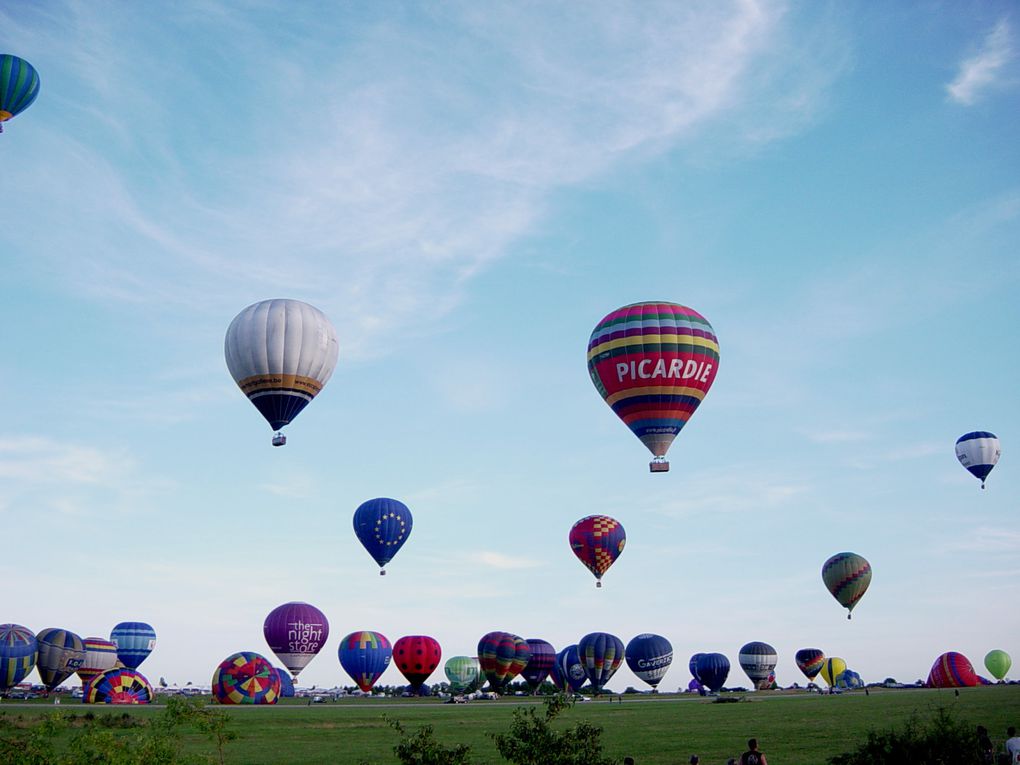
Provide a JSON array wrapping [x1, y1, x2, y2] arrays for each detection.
[[927, 651, 982, 688], [263, 602, 328, 682], [273, 667, 295, 697], [688, 653, 705, 684], [77, 637, 118, 688], [578, 632, 624, 695], [393, 635, 441, 694], [795, 648, 825, 682], [822, 552, 872, 619], [84, 668, 154, 704], [212, 651, 280, 704], [339, 631, 391, 693], [353, 498, 412, 575], [588, 301, 720, 472], [985, 649, 1011, 681], [694, 653, 730, 693], [0, 624, 37, 695], [224, 298, 339, 446], [521, 639, 556, 692], [625, 634, 673, 690], [819, 657, 846, 688], [35, 628, 85, 692], [478, 632, 530, 692], [444, 656, 480, 692], [552, 645, 587, 693], [956, 432, 1001, 489], [738, 641, 777, 691], [569, 515, 626, 587], [0, 54, 40, 133], [837, 669, 863, 689], [110, 622, 156, 669]]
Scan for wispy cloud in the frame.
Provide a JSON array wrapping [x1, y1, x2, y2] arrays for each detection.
[[947, 19, 1014, 105], [941, 526, 1020, 554], [468, 551, 542, 569]]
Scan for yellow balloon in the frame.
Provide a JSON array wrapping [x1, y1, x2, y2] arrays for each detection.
[[820, 657, 846, 687]]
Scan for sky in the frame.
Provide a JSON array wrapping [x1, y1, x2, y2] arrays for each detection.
[[1, 0, 1018, 693]]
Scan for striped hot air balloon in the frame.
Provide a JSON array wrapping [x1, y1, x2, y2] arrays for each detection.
[[822, 552, 872, 619], [77, 638, 118, 688], [820, 657, 846, 688], [444, 656, 480, 692], [588, 302, 719, 472], [520, 639, 556, 692], [478, 632, 530, 692], [927, 651, 982, 688], [738, 641, 777, 691], [569, 515, 626, 588], [578, 632, 624, 695], [795, 648, 825, 682], [0, 55, 40, 133], [36, 628, 85, 692], [110, 622, 156, 669], [0, 624, 37, 694], [212, 652, 280, 705], [84, 668, 154, 704], [955, 431, 1000, 489], [338, 631, 391, 692]]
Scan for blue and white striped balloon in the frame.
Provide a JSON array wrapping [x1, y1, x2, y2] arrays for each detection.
[[110, 622, 156, 669], [955, 431, 1001, 489]]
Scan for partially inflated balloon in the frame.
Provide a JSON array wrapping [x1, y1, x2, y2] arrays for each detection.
[[578, 632, 624, 694], [521, 639, 556, 691], [393, 635, 441, 692], [0, 624, 37, 693], [689, 653, 705, 684], [444, 656, 480, 692], [588, 302, 719, 472], [822, 552, 871, 619], [84, 668, 153, 704], [263, 602, 329, 680], [984, 650, 1011, 681], [552, 645, 586, 693], [838, 669, 863, 689], [273, 667, 295, 697], [353, 498, 412, 575], [819, 657, 846, 688], [36, 628, 85, 692], [110, 622, 156, 669], [927, 652, 981, 688], [956, 432, 1001, 489], [0, 55, 40, 133], [212, 652, 280, 704], [569, 515, 626, 587], [625, 634, 673, 689], [695, 653, 730, 693], [77, 637, 118, 688], [738, 642, 777, 691], [795, 648, 825, 681], [225, 299, 339, 445], [478, 632, 531, 691], [339, 631, 391, 692]]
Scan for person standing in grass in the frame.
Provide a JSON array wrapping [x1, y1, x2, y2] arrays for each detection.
[[1006, 727, 1020, 763], [740, 738, 768, 765]]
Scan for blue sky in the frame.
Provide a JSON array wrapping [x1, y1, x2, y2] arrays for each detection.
[[2, 0, 1018, 692]]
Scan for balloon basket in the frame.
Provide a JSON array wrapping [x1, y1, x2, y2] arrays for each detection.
[[380, 569, 386, 576], [649, 459, 669, 473], [596, 581, 602, 588], [272, 433, 287, 447]]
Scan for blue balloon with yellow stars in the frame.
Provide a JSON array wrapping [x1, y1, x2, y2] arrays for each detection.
[[353, 498, 413, 575]]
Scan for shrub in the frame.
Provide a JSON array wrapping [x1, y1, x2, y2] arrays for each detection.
[[828, 706, 987, 765]]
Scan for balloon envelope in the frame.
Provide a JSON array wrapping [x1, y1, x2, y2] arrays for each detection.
[[688, 653, 705, 684], [84, 668, 153, 704], [212, 651, 280, 704], [795, 648, 825, 681], [695, 653, 730, 693], [820, 657, 847, 688], [984, 649, 1011, 680], [578, 632, 624, 694], [927, 652, 982, 688], [0, 55, 40, 128], [955, 431, 1000, 488], [587, 301, 720, 470], [110, 622, 156, 669], [552, 645, 586, 693], [838, 669, 863, 689], [569, 515, 626, 585], [353, 498, 412, 572], [273, 667, 295, 697], [738, 642, 777, 690], [822, 552, 872, 617], [478, 632, 530, 691], [77, 637, 118, 687], [263, 602, 329, 680], [224, 298, 339, 438], [35, 628, 85, 691], [444, 656, 480, 692], [521, 639, 556, 691], [625, 634, 673, 689], [0, 623, 37, 693], [339, 631, 392, 692], [393, 635, 441, 691]]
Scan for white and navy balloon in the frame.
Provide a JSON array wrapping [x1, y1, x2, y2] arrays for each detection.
[[955, 431, 1000, 489]]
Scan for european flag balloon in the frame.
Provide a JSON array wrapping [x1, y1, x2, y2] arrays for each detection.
[[212, 652, 280, 705], [0, 624, 37, 693], [822, 552, 872, 619], [694, 652, 730, 693], [353, 498, 412, 575], [955, 431, 1000, 489], [578, 632, 624, 695], [521, 639, 556, 691], [0, 55, 40, 133], [588, 302, 720, 472], [110, 622, 156, 669], [36, 628, 85, 692], [625, 634, 673, 689], [84, 668, 153, 704], [795, 648, 825, 681], [339, 631, 392, 693]]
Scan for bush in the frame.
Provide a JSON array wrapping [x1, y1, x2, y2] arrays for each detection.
[[828, 706, 988, 765], [385, 717, 473, 765], [491, 695, 616, 765]]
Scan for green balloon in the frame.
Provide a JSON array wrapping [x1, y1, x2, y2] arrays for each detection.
[[444, 656, 480, 692], [985, 649, 1011, 681]]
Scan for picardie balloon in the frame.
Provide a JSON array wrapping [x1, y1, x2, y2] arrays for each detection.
[[0, 624, 37, 694], [587, 301, 720, 472], [84, 668, 154, 704], [35, 628, 85, 692], [822, 552, 872, 619], [110, 622, 156, 669], [339, 631, 391, 692], [0, 55, 40, 133], [738, 641, 777, 691], [955, 431, 1001, 489], [819, 657, 847, 688], [578, 632, 624, 695], [263, 601, 329, 681], [795, 648, 825, 681], [224, 298, 339, 446], [393, 635, 441, 693], [478, 632, 530, 692], [984, 649, 1011, 681], [212, 651, 280, 704], [695, 652, 730, 693], [353, 498, 412, 575], [625, 634, 673, 690], [569, 515, 626, 588], [521, 639, 556, 692]]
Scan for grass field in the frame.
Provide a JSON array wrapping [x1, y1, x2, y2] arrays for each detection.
[[3, 686, 1020, 764]]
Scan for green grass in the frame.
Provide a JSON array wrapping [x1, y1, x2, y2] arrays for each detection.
[[3, 686, 1019, 764]]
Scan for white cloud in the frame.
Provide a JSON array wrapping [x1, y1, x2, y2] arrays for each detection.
[[468, 551, 542, 569], [947, 19, 1015, 105]]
